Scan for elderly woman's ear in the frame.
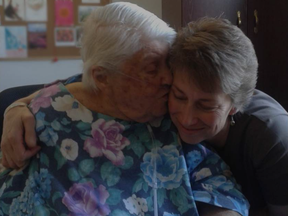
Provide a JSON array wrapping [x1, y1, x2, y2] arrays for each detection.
[[229, 107, 238, 115], [91, 66, 109, 90]]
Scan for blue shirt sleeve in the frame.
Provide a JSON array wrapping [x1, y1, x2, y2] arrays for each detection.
[[183, 143, 250, 216]]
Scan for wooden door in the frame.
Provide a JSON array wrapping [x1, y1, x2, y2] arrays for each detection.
[[182, 0, 247, 34], [248, 0, 288, 110]]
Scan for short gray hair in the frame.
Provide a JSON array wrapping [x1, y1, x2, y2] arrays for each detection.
[[170, 17, 258, 111], [81, 2, 176, 90]]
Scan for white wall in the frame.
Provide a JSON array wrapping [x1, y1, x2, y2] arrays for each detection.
[[0, 0, 162, 92], [0, 60, 82, 92]]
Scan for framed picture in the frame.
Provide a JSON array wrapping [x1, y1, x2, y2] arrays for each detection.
[[55, 27, 75, 47], [55, 0, 74, 26], [78, 6, 100, 23], [4, 0, 25, 21], [5, 26, 27, 57], [75, 26, 83, 47], [28, 23, 47, 49]]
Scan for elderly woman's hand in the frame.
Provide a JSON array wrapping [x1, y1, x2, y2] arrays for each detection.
[[1, 104, 40, 169]]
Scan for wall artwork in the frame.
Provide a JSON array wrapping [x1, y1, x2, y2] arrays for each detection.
[[28, 23, 47, 49], [82, 0, 101, 3], [4, 26, 27, 57], [0, 0, 109, 59], [55, 27, 75, 47], [0, 27, 6, 58], [25, 0, 48, 22], [75, 26, 83, 47], [78, 5, 99, 23], [4, 0, 26, 21], [55, 0, 74, 26]]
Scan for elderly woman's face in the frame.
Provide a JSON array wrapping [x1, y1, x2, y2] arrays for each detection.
[[108, 40, 171, 122], [169, 70, 235, 146]]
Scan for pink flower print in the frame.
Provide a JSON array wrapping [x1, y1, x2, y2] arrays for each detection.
[[30, 96, 51, 114], [62, 182, 110, 216], [84, 119, 130, 166], [55, 0, 74, 27], [40, 84, 61, 97], [30, 85, 60, 113]]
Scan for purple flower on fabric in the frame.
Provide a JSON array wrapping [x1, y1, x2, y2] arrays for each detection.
[[84, 119, 130, 166], [30, 85, 60, 113], [62, 182, 110, 216]]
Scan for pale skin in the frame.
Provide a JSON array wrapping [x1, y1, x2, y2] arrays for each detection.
[[168, 69, 237, 148], [0, 41, 243, 216]]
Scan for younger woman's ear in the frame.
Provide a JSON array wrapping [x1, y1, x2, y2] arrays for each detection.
[[91, 66, 108, 90]]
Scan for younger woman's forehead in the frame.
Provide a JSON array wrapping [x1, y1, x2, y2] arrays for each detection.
[[173, 68, 221, 94]]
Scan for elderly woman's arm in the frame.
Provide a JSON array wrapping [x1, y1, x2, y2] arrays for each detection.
[[1, 92, 39, 168], [197, 202, 241, 216], [1, 75, 82, 169]]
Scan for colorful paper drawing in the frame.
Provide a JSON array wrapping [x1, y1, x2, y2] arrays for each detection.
[[75, 26, 83, 47], [28, 23, 47, 49], [55, 0, 74, 26], [78, 6, 99, 23], [5, 26, 27, 58], [25, 0, 47, 21], [0, 27, 6, 58], [4, 0, 25, 21], [55, 27, 75, 47], [82, 0, 100, 3]]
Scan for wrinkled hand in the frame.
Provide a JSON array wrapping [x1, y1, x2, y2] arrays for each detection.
[[1, 106, 40, 168]]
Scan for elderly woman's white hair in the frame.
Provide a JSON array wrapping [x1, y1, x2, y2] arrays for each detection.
[[170, 17, 258, 112], [81, 2, 176, 90]]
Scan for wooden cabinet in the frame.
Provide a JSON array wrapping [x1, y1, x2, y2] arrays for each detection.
[[182, 0, 247, 34], [162, 0, 288, 110], [248, 0, 288, 110]]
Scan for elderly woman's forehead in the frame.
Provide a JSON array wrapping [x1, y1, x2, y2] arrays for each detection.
[[142, 41, 169, 57], [120, 41, 169, 67]]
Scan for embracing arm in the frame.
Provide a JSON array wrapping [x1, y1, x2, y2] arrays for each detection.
[[197, 202, 241, 216], [0, 75, 82, 168], [1, 92, 40, 168]]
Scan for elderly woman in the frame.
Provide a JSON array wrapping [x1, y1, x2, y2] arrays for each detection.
[[0, 3, 248, 216], [168, 18, 288, 215]]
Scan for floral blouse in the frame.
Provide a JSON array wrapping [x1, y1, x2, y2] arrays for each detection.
[[0, 83, 249, 216]]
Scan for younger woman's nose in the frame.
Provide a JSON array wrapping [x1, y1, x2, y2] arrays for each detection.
[[179, 108, 199, 128]]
